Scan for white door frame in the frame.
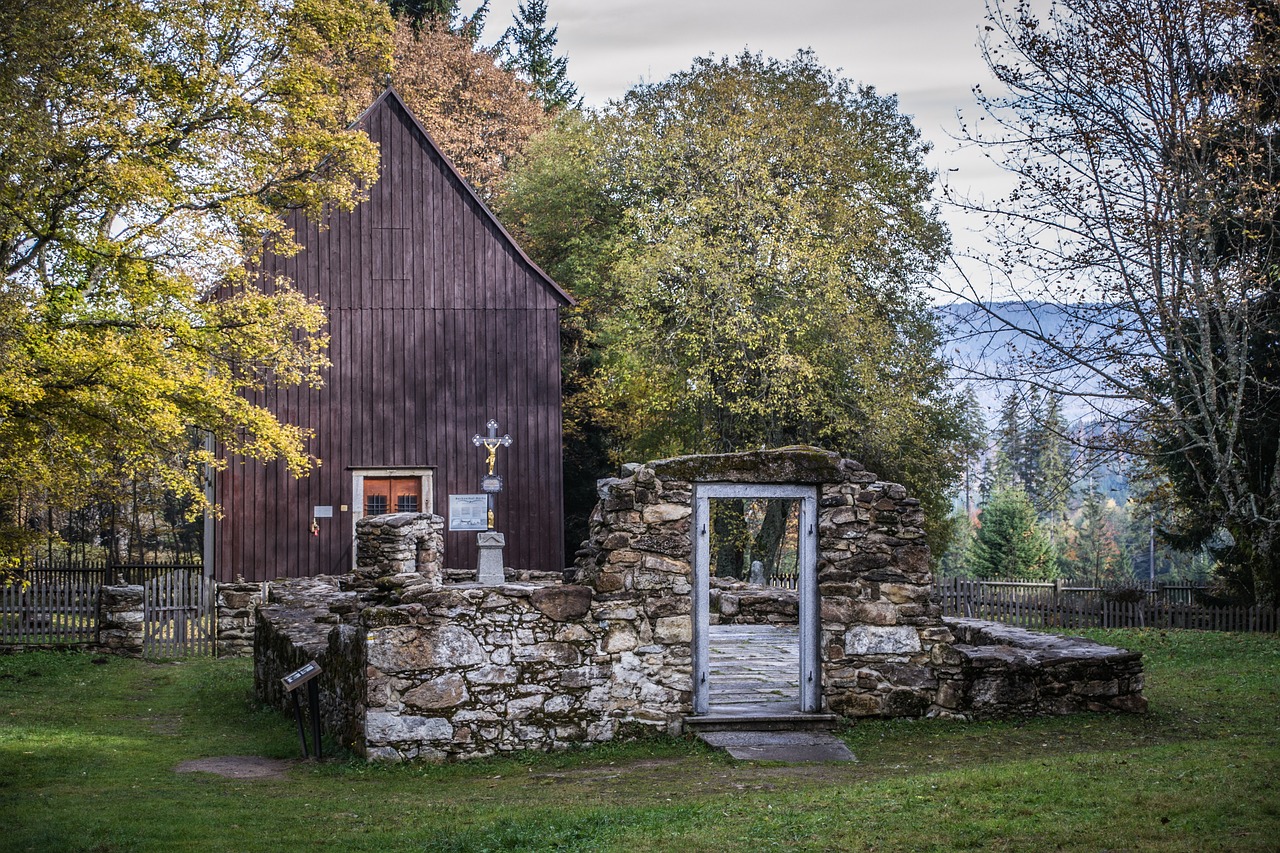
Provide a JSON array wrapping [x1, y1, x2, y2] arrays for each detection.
[[691, 483, 820, 714]]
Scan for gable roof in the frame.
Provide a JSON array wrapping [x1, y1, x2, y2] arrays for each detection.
[[355, 87, 575, 307]]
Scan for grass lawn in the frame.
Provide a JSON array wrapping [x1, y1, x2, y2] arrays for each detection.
[[1, 628, 1277, 852]]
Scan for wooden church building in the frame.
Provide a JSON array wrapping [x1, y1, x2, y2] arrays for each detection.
[[213, 89, 572, 582]]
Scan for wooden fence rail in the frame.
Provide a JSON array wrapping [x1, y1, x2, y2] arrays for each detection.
[[0, 571, 102, 644], [936, 577, 1279, 633]]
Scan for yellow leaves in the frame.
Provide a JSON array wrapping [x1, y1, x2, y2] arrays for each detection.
[[0, 0, 390, 561]]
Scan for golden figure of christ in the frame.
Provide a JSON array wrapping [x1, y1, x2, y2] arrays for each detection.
[[472, 419, 512, 476]]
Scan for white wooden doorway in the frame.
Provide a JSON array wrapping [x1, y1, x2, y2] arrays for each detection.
[[691, 483, 820, 715]]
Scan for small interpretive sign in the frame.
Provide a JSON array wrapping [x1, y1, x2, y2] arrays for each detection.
[[449, 494, 489, 531], [281, 660, 322, 692]]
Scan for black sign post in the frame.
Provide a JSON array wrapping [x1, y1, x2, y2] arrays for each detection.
[[281, 661, 323, 760]]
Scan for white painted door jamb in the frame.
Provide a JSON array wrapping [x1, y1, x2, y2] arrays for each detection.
[[692, 483, 820, 715]]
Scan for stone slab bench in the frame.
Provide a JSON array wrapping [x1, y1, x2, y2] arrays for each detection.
[[938, 618, 1147, 719]]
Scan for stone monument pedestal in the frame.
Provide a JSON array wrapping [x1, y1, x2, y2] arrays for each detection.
[[477, 531, 506, 584]]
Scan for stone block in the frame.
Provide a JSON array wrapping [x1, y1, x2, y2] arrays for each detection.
[[850, 600, 899, 626], [641, 503, 691, 524], [402, 674, 468, 709], [653, 616, 692, 643], [366, 711, 453, 744], [603, 625, 639, 653], [878, 583, 931, 605], [366, 625, 485, 672], [469, 665, 518, 685], [506, 694, 545, 719], [516, 642, 580, 665], [531, 585, 593, 621], [845, 625, 922, 655]]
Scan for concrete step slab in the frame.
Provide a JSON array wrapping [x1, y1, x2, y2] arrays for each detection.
[[696, 729, 855, 762], [684, 707, 838, 732]]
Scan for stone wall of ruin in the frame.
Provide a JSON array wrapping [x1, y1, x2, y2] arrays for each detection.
[[253, 450, 1145, 762]]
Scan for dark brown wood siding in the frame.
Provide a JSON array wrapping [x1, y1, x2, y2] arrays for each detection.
[[214, 92, 567, 581]]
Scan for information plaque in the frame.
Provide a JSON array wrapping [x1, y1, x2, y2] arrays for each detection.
[[449, 494, 489, 531], [481, 474, 503, 494], [281, 660, 322, 692]]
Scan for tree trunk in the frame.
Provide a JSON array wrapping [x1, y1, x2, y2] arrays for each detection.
[[750, 499, 790, 581], [713, 499, 746, 579]]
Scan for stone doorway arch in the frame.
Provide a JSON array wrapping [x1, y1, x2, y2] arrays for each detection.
[[692, 483, 820, 714]]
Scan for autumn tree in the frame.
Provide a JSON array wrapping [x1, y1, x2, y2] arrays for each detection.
[[0, 0, 393, 573], [499, 0, 580, 111], [501, 52, 974, 556], [390, 17, 549, 199], [1070, 484, 1128, 585], [946, 0, 1280, 603]]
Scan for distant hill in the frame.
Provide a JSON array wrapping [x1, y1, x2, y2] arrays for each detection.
[[935, 300, 1111, 425], [935, 300, 1132, 502]]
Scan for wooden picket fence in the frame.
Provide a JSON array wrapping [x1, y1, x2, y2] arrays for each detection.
[[1, 561, 213, 656], [937, 577, 1279, 633], [0, 567, 105, 644]]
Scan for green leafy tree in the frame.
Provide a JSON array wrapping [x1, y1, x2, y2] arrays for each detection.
[[496, 111, 622, 549], [501, 51, 974, 558], [0, 0, 394, 575], [498, 0, 579, 111], [938, 509, 978, 579], [967, 487, 1056, 580]]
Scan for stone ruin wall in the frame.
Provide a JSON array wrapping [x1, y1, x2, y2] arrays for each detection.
[[254, 447, 1145, 762], [256, 509, 692, 760], [709, 578, 799, 625]]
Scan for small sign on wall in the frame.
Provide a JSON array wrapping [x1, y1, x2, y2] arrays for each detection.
[[313, 506, 334, 518], [449, 494, 489, 531]]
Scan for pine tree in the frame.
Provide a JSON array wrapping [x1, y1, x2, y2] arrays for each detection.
[[499, 0, 579, 111], [981, 393, 1023, 506], [1025, 392, 1070, 523], [967, 486, 1056, 579]]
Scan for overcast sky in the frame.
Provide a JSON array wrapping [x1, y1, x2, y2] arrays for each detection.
[[482, 0, 1017, 275]]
